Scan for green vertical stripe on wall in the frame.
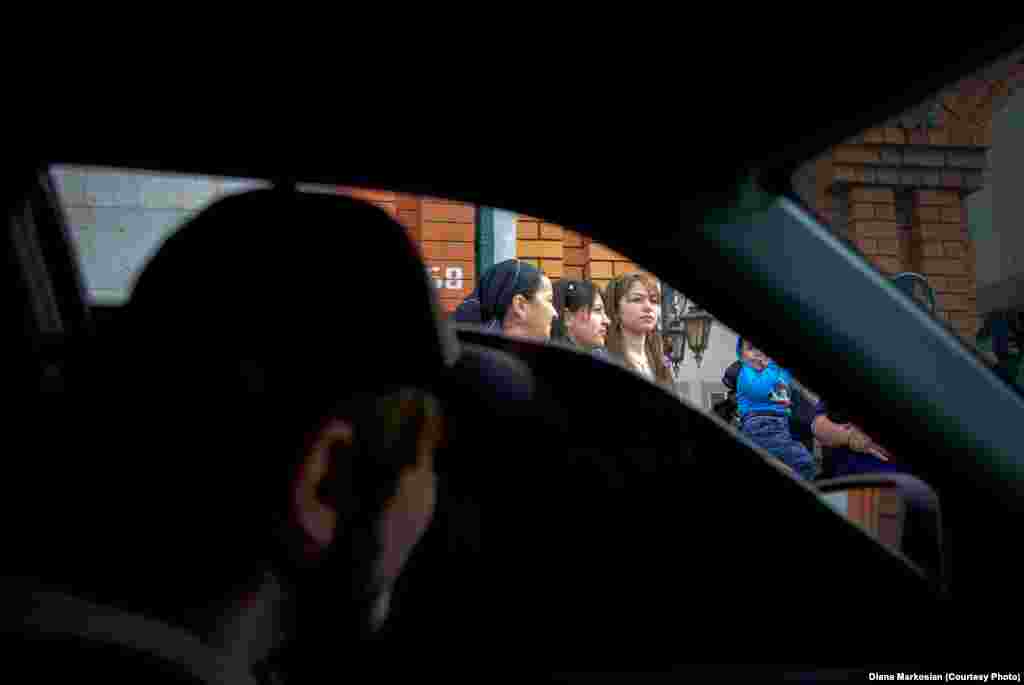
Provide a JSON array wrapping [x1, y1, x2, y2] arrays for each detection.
[[476, 206, 496, 277]]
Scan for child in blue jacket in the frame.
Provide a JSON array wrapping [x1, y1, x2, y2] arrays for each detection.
[[734, 338, 817, 481]]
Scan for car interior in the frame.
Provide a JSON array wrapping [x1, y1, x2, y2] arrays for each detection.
[[9, 28, 1024, 680]]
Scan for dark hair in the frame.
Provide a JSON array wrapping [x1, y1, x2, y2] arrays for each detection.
[[551, 279, 598, 342], [979, 309, 1022, 341], [516, 265, 545, 301], [8, 189, 450, 631], [32, 369, 441, 631], [452, 259, 545, 329]]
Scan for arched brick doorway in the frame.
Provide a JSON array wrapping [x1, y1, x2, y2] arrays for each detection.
[[794, 50, 1024, 342]]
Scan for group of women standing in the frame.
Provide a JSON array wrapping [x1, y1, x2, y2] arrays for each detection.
[[452, 258, 674, 388]]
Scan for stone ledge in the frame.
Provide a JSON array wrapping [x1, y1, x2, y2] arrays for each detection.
[[828, 143, 988, 193], [830, 167, 984, 193]]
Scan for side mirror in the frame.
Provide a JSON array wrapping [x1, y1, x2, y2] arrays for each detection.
[[816, 473, 947, 595]]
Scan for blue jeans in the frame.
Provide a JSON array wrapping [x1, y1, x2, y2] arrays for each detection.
[[741, 414, 817, 481]]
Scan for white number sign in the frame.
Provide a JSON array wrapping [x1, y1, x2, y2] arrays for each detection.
[[426, 266, 464, 290], [445, 267, 464, 290]]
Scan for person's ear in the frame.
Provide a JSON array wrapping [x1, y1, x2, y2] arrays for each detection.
[[511, 293, 529, 321], [292, 418, 353, 559]]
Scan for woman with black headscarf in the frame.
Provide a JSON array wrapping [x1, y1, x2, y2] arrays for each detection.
[[452, 258, 556, 341]]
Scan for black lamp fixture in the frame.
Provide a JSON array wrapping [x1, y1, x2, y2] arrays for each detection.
[[681, 303, 715, 368], [660, 284, 717, 372], [660, 284, 688, 378]]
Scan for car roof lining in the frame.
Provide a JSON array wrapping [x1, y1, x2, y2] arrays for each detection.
[[41, 30, 1024, 227]]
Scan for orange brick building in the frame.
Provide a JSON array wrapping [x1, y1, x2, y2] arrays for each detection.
[[336, 187, 652, 315], [794, 57, 1024, 341], [339, 55, 1022, 337]]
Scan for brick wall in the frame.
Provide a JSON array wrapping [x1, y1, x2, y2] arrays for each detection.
[[848, 187, 905, 276], [562, 228, 588, 281], [337, 187, 663, 315], [586, 243, 647, 292], [815, 67, 1024, 341], [516, 214, 564, 279], [421, 198, 476, 314], [338, 187, 475, 314], [519, 219, 656, 294], [810, 138, 983, 339], [912, 190, 979, 337], [797, 75, 1014, 342]]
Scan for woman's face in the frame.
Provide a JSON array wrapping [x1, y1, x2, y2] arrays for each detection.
[[571, 292, 610, 348], [741, 340, 768, 370], [618, 280, 659, 336], [523, 275, 557, 341]]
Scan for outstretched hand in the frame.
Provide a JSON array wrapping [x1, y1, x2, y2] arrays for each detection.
[[846, 425, 890, 461]]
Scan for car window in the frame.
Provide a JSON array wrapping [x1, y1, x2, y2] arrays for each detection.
[[49, 165, 811, 438], [51, 165, 268, 305], [791, 51, 1024, 355], [58, 76, 1024, 495], [53, 165, 729, 394], [785, 49, 1024, 478]]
